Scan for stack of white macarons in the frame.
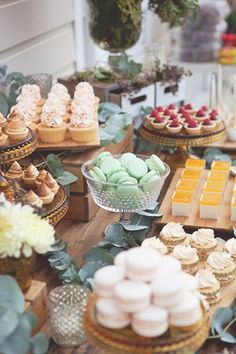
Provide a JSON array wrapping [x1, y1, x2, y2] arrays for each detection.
[[94, 247, 204, 338]]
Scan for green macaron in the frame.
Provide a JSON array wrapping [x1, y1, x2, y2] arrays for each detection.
[[139, 170, 160, 192], [127, 158, 148, 180], [89, 166, 106, 182], [100, 157, 121, 175], [120, 153, 137, 169], [146, 154, 166, 175], [116, 181, 139, 195], [107, 170, 129, 183], [93, 151, 111, 167], [117, 175, 138, 184]]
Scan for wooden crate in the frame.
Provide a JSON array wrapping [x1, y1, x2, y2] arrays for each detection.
[[62, 125, 134, 194], [24, 280, 47, 334], [66, 193, 99, 221]]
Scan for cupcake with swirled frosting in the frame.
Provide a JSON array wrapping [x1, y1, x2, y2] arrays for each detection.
[[172, 245, 199, 274], [141, 237, 168, 255], [6, 114, 29, 143], [190, 228, 217, 261], [207, 252, 236, 286], [196, 269, 221, 305], [74, 81, 99, 120], [225, 238, 236, 262], [159, 222, 186, 252]]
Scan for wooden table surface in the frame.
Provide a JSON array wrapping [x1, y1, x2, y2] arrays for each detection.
[[34, 175, 236, 354]]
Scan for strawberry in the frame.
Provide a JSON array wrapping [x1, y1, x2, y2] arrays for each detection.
[[187, 119, 198, 128], [151, 110, 158, 118], [178, 107, 186, 114], [163, 109, 171, 116], [168, 103, 176, 110], [196, 109, 205, 117], [203, 118, 212, 126], [170, 120, 180, 127], [155, 106, 163, 112], [170, 114, 178, 121], [201, 106, 208, 111], [184, 103, 193, 110], [154, 115, 164, 123]]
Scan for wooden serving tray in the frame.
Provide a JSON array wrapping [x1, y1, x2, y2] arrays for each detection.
[[155, 168, 236, 232]]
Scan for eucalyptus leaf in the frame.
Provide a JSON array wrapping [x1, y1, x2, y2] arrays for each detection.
[[20, 312, 38, 333], [124, 234, 138, 247], [31, 333, 49, 354], [120, 223, 148, 232], [0, 64, 7, 76], [131, 228, 148, 244], [98, 102, 121, 120], [110, 247, 124, 257], [104, 124, 121, 135], [84, 278, 95, 292], [0, 306, 19, 346], [0, 321, 31, 354], [56, 171, 78, 186], [214, 154, 232, 162], [79, 261, 104, 282], [136, 210, 163, 217], [220, 332, 236, 344], [0, 276, 24, 313], [0, 91, 9, 116], [104, 223, 124, 245], [46, 154, 64, 177], [112, 129, 126, 144], [83, 247, 113, 264], [212, 307, 233, 335]]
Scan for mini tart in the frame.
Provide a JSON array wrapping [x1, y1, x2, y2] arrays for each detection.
[[207, 252, 236, 286], [196, 270, 221, 305], [166, 123, 182, 134], [202, 120, 216, 132], [5, 161, 23, 181], [44, 172, 59, 194], [22, 164, 39, 186], [35, 169, 48, 187], [68, 124, 97, 143], [190, 230, 217, 261], [172, 245, 199, 275], [36, 182, 54, 205], [0, 128, 8, 146], [184, 123, 202, 136], [224, 238, 236, 262], [159, 223, 187, 252], [0, 114, 7, 128], [6, 115, 29, 143], [146, 114, 155, 124], [37, 122, 67, 144], [26, 190, 43, 208], [150, 118, 167, 130]]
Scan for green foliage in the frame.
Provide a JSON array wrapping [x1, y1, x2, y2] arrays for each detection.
[[108, 54, 142, 79], [203, 147, 233, 168], [0, 276, 48, 354], [210, 306, 236, 343], [226, 10, 236, 34]]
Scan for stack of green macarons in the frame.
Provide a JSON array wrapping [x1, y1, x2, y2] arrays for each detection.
[[88, 152, 166, 194]]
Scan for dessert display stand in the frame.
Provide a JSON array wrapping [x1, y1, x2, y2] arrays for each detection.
[[139, 120, 226, 172]]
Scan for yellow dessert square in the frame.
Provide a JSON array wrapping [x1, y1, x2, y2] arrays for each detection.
[[203, 181, 224, 195], [207, 170, 228, 183], [176, 179, 198, 192], [172, 190, 193, 217], [211, 160, 231, 172], [181, 169, 201, 181], [231, 196, 236, 221], [185, 158, 206, 170], [200, 193, 221, 219]]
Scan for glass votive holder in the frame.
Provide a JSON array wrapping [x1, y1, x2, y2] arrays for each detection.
[[49, 284, 90, 346]]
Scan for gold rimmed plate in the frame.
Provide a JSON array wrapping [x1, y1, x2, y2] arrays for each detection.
[[42, 185, 69, 226]]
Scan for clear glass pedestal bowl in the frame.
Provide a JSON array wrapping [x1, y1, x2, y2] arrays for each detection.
[[81, 155, 170, 214]]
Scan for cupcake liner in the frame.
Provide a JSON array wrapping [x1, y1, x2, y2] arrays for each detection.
[[37, 123, 67, 143], [68, 125, 97, 143]]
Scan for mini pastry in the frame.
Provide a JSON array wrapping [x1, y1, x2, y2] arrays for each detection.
[[202, 118, 216, 132], [184, 119, 202, 135], [207, 252, 236, 286], [167, 103, 177, 114], [154, 106, 164, 113], [36, 182, 54, 205], [203, 180, 224, 196], [37, 113, 67, 144], [225, 238, 236, 261], [22, 164, 39, 186], [185, 158, 206, 171], [172, 245, 199, 275], [146, 109, 157, 124], [175, 179, 198, 192], [131, 305, 168, 337], [94, 265, 125, 298], [0, 127, 8, 146], [181, 169, 201, 182], [159, 222, 187, 251], [6, 115, 29, 143], [96, 298, 130, 329], [123, 156, 147, 180], [162, 108, 172, 120], [166, 120, 182, 133], [195, 108, 207, 122], [184, 103, 195, 115], [199, 193, 221, 219], [44, 172, 59, 194], [141, 237, 168, 255], [207, 170, 228, 184], [0, 113, 6, 128], [35, 169, 47, 186], [196, 269, 221, 305], [150, 114, 167, 129], [145, 154, 166, 175], [210, 110, 221, 126], [171, 190, 193, 217], [26, 190, 43, 208], [114, 280, 151, 313], [190, 228, 217, 261], [5, 161, 23, 181], [211, 160, 231, 173], [156, 255, 182, 274]]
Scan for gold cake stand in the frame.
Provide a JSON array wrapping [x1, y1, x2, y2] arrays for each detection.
[[0, 129, 37, 165], [139, 120, 226, 171], [42, 185, 69, 226], [83, 294, 210, 354]]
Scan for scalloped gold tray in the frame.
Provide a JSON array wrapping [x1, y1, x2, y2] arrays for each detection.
[[0, 129, 37, 165], [83, 294, 210, 354], [42, 185, 69, 226]]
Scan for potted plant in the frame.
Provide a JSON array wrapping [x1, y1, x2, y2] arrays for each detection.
[[0, 193, 55, 291]]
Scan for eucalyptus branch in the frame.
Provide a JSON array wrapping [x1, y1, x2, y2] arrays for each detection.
[[208, 317, 236, 340]]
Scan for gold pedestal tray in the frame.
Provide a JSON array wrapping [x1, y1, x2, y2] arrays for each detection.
[[42, 185, 69, 226], [83, 294, 210, 354], [0, 129, 37, 165], [139, 120, 226, 171]]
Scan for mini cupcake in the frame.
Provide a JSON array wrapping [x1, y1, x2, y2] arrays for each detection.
[[207, 252, 236, 286], [202, 118, 216, 132], [141, 237, 168, 255], [44, 172, 59, 194], [194, 109, 207, 122], [35, 169, 48, 187], [196, 269, 221, 305], [0, 127, 8, 147], [190, 228, 217, 261], [159, 222, 187, 252], [26, 190, 43, 209], [36, 182, 54, 205], [166, 120, 182, 134], [184, 103, 195, 115], [225, 238, 236, 262], [184, 119, 202, 135], [37, 113, 67, 144], [150, 114, 167, 130], [5, 161, 23, 181], [172, 245, 199, 275], [6, 115, 29, 143], [22, 164, 39, 186], [0, 113, 6, 128]]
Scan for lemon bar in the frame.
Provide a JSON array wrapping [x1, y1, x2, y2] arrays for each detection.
[[176, 179, 197, 192], [185, 158, 206, 171], [203, 180, 224, 195], [181, 169, 201, 182], [231, 196, 236, 221], [211, 160, 231, 172], [172, 190, 193, 217], [200, 193, 221, 219], [207, 170, 228, 184]]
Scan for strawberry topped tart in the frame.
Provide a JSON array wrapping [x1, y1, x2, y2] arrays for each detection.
[[150, 114, 167, 130], [202, 118, 216, 132], [184, 119, 202, 135], [167, 119, 182, 133]]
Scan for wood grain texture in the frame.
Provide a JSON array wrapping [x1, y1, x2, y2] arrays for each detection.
[[155, 168, 236, 232]]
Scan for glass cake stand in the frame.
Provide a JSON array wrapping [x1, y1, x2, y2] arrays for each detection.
[[139, 119, 226, 171], [81, 154, 170, 221]]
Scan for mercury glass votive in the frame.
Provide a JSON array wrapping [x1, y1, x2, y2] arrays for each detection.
[[49, 284, 90, 346]]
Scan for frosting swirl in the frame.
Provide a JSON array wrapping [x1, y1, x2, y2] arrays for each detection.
[[161, 222, 186, 239], [41, 112, 63, 127], [196, 269, 219, 288], [20, 84, 41, 102], [70, 101, 93, 128], [49, 83, 70, 104], [207, 252, 232, 270], [173, 245, 198, 261], [42, 96, 66, 117], [191, 228, 215, 245], [141, 237, 168, 255], [225, 238, 236, 256]]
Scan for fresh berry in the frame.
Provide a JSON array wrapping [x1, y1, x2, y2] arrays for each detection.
[[154, 115, 164, 123], [170, 120, 180, 128], [196, 109, 205, 117], [163, 109, 171, 116], [203, 118, 212, 126], [182, 111, 191, 118], [201, 106, 208, 111], [168, 104, 176, 110], [170, 114, 178, 121], [178, 107, 186, 114], [155, 106, 163, 112], [151, 110, 159, 118], [187, 119, 198, 128], [211, 109, 218, 116], [184, 115, 192, 123], [184, 103, 193, 110]]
